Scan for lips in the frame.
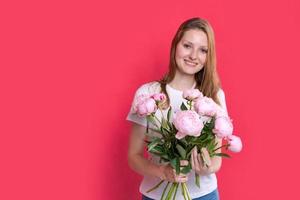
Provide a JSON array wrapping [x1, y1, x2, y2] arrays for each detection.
[[184, 59, 198, 67]]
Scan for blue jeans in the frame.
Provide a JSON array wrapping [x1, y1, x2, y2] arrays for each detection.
[[142, 189, 219, 200]]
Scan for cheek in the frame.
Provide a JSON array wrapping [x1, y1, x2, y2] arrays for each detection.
[[176, 47, 188, 60], [199, 54, 207, 63]]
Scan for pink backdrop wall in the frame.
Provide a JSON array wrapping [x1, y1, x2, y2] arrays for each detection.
[[1, 0, 300, 199]]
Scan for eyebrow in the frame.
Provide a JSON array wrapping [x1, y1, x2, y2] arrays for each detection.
[[183, 40, 208, 48]]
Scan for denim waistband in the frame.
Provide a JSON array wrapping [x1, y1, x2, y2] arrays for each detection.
[[142, 188, 219, 200]]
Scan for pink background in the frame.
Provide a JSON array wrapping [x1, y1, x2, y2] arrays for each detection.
[[1, 0, 300, 199]]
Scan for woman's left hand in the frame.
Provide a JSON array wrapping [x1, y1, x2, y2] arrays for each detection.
[[191, 146, 212, 176]]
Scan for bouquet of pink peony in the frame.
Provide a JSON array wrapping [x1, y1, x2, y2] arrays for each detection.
[[133, 89, 242, 200]]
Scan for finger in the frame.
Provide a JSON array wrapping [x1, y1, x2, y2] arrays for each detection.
[[191, 151, 195, 170], [192, 147, 198, 169], [180, 160, 189, 166], [172, 170, 188, 179], [193, 147, 201, 170], [201, 147, 212, 167], [197, 153, 204, 168], [165, 169, 174, 182], [179, 160, 189, 171], [175, 176, 188, 183], [178, 173, 187, 177], [172, 169, 176, 176], [172, 169, 182, 177]]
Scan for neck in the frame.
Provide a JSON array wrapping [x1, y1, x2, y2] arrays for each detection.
[[168, 72, 196, 91]]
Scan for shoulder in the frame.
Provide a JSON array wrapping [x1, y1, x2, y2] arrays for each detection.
[[217, 88, 226, 100], [134, 81, 161, 96], [216, 88, 228, 114]]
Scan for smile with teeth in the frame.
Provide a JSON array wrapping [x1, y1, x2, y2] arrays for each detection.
[[184, 59, 198, 66]]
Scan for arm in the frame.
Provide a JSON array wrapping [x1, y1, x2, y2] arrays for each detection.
[[127, 123, 188, 182], [127, 123, 163, 178]]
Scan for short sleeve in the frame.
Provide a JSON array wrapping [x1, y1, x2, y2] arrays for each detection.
[[126, 82, 160, 127], [217, 88, 229, 116]]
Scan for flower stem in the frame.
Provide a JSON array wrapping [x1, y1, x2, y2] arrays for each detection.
[[165, 183, 176, 200], [213, 144, 230, 152], [195, 172, 200, 188], [160, 182, 170, 200], [180, 183, 186, 200], [159, 108, 166, 120], [183, 183, 192, 200], [172, 183, 179, 200], [181, 183, 189, 200], [188, 100, 192, 110], [153, 114, 162, 126]]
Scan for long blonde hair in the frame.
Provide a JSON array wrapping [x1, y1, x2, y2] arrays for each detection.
[[159, 17, 222, 108]]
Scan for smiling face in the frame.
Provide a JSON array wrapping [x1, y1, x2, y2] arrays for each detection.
[[175, 29, 208, 76]]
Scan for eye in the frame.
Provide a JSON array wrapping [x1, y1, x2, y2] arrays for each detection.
[[183, 44, 191, 49], [200, 48, 208, 53]]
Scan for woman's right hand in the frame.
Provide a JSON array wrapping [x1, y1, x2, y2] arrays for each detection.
[[158, 160, 189, 183]]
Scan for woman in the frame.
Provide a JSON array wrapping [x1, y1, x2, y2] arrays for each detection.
[[127, 17, 228, 200]]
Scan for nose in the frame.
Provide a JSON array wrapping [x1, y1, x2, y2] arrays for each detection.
[[189, 49, 197, 60]]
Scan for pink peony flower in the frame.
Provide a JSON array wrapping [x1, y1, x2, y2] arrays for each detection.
[[194, 97, 219, 117], [173, 110, 204, 139], [151, 93, 166, 102], [134, 94, 157, 117], [213, 115, 233, 138], [215, 108, 228, 118], [133, 94, 148, 112], [227, 135, 243, 152], [183, 89, 203, 101]]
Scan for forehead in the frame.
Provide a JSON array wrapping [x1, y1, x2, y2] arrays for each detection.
[[181, 29, 208, 47]]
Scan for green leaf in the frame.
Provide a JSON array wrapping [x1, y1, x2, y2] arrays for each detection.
[[167, 121, 174, 132], [147, 138, 161, 152], [176, 144, 186, 159], [160, 154, 170, 161], [175, 158, 180, 174], [181, 165, 192, 174], [186, 148, 193, 158], [161, 118, 171, 134], [147, 127, 163, 135], [213, 153, 231, 158], [146, 121, 149, 133], [146, 115, 157, 126], [180, 103, 188, 111], [149, 145, 164, 154], [179, 139, 188, 148], [167, 106, 172, 121], [170, 158, 180, 174], [206, 139, 216, 154], [213, 144, 229, 152], [161, 118, 168, 128], [161, 126, 170, 136], [170, 158, 177, 168]]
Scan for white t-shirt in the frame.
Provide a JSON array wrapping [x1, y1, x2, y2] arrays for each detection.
[[126, 81, 228, 200]]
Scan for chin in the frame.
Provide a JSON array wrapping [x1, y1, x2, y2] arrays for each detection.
[[180, 66, 203, 75], [179, 69, 200, 76]]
